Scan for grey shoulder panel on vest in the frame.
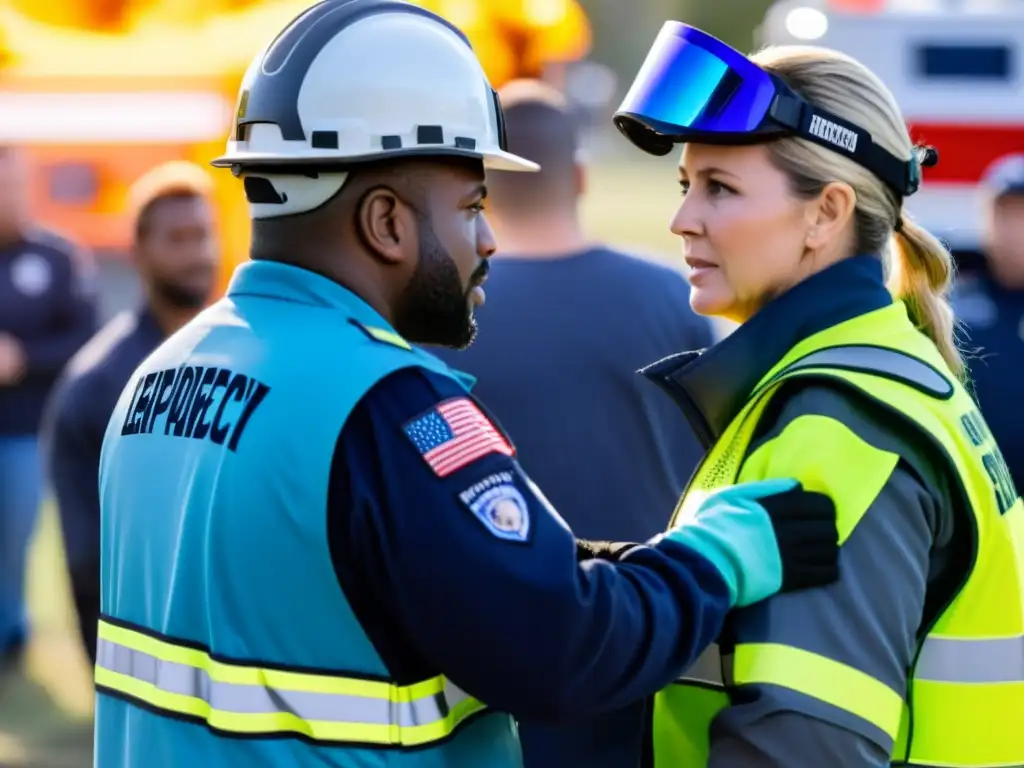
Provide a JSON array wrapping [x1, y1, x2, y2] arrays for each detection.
[[776, 345, 954, 400]]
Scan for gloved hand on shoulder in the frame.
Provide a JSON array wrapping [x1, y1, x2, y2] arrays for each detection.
[[652, 479, 839, 608]]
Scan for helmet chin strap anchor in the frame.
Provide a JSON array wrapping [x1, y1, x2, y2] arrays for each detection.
[[242, 173, 351, 220]]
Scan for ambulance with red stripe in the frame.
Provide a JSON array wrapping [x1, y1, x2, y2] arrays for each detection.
[[759, 0, 1024, 252]]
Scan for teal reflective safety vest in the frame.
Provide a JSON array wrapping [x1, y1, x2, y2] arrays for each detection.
[[95, 262, 522, 768]]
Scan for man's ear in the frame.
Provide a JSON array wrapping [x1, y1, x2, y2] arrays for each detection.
[[356, 186, 416, 265], [805, 180, 857, 251]]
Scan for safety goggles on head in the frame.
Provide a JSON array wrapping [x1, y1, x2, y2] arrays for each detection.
[[614, 22, 937, 198]]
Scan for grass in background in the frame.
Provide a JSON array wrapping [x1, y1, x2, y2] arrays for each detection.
[[581, 156, 684, 262], [24, 502, 94, 716], [0, 501, 93, 768]]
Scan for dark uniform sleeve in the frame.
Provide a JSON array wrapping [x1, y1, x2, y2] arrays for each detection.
[[41, 374, 106, 568], [22, 242, 99, 375], [40, 372, 109, 664], [708, 384, 963, 767], [327, 366, 735, 723]]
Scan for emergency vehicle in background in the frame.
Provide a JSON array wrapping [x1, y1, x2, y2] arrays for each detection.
[[760, 0, 1024, 253], [0, 0, 591, 296]]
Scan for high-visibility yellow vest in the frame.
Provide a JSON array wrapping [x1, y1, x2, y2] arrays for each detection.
[[652, 301, 1024, 767]]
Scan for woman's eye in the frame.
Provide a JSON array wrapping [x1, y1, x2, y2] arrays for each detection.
[[707, 180, 731, 197], [680, 179, 734, 197]]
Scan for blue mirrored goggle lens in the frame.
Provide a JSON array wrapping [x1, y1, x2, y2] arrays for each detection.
[[617, 24, 777, 134]]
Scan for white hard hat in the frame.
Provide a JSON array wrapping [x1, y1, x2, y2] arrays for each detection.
[[213, 0, 537, 183]]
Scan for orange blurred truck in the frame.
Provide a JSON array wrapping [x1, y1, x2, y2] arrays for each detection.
[[0, 0, 590, 296]]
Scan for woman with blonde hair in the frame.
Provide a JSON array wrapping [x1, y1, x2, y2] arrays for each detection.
[[614, 24, 1024, 768]]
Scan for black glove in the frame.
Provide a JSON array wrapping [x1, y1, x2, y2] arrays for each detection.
[[758, 484, 840, 591], [575, 540, 638, 563]]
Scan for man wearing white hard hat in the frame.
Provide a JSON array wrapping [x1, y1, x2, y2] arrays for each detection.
[[90, 2, 840, 765]]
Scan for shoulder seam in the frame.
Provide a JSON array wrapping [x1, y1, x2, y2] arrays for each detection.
[[348, 319, 413, 351]]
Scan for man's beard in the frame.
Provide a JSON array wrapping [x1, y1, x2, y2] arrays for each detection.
[[151, 278, 210, 310], [394, 217, 485, 350]]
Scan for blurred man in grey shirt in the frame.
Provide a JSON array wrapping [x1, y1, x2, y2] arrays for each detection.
[[432, 79, 714, 767]]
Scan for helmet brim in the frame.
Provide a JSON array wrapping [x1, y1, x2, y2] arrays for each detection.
[[482, 148, 540, 172], [212, 146, 539, 172]]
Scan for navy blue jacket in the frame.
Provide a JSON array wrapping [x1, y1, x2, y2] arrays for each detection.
[[952, 272, 1024, 492], [325, 365, 732, 723], [0, 229, 99, 436], [41, 308, 165, 570]]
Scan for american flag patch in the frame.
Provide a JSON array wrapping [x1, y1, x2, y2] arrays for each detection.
[[403, 397, 514, 477]]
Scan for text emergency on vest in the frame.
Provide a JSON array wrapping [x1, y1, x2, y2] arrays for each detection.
[[119, 365, 270, 452]]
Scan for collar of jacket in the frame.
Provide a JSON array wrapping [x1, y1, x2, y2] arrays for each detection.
[[641, 253, 894, 447], [225, 260, 477, 388], [226, 260, 390, 322]]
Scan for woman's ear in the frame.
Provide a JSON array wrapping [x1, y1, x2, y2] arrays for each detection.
[[805, 181, 857, 251]]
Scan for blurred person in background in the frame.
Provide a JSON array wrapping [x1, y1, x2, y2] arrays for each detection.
[[41, 161, 217, 668], [436, 80, 713, 543], [953, 152, 1024, 489], [0, 145, 98, 668], [431, 79, 714, 767]]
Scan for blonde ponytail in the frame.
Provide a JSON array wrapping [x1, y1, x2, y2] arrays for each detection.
[[751, 46, 964, 380], [888, 216, 964, 379]]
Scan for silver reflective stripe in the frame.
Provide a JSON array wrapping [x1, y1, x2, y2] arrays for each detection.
[[915, 635, 1024, 683], [779, 345, 954, 399], [96, 638, 469, 728], [676, 643, 729, 686]]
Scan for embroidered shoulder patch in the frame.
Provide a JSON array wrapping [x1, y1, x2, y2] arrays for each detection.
[[403, 397, 514, 477], [458, 471, 531, 542]]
